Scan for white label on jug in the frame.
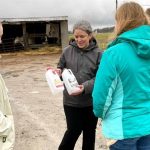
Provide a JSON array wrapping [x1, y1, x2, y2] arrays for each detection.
[[54, 78, 63, 88], [62, 69, 79, 95]]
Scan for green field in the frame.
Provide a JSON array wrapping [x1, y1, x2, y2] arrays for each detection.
[[69, 32, 114, 50], [94, 32, 113, 50]]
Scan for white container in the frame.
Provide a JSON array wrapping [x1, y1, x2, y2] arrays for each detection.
[[62, 69, 80, 95], [45, 68, 64, 95]]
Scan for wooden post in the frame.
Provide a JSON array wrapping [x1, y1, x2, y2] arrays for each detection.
[[116, 0, 118, 10], [22, 23, 28, 49], [60, 20, 69, 50]]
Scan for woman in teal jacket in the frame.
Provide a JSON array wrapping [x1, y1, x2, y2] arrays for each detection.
[[92, 2, 150, 150]]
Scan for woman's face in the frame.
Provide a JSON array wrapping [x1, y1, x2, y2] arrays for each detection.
[[73, 29, 92, 49]]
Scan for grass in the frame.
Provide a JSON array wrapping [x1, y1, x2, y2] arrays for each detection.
[[0, 46, 62, 56], [94, 32, 114, 50]]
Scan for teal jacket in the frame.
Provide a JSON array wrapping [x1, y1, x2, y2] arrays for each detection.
[[92, 25, 150, 139]]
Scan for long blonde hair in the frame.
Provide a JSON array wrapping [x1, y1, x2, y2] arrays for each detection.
[[115, 2, 148, 36], [146, 8, 150, 24], [146, 8, 150, 17]]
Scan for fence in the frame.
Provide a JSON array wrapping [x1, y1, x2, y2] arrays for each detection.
[[0, 37, 24, 53]]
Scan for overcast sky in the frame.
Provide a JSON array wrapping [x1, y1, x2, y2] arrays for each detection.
[[0, 0, 149, 30]]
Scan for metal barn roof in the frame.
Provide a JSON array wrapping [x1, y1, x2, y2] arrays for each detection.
[[0, 16, 68, 24]]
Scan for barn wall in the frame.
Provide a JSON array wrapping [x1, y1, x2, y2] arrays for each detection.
[[60, 20, 69, 50], [0, 18, 68, 52]]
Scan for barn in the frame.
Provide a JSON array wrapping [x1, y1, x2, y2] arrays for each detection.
[[0, 16, 68, 52]]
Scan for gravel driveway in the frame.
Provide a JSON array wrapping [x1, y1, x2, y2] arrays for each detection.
[[1, 52, 107, 150]]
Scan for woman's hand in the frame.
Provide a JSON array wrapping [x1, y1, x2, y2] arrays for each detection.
[[70, 85, 84, 96], [54, 68, 62, 76], [47, 67, 62, 76]]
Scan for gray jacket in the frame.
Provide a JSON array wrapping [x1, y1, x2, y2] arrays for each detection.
[[58, 38, 101, 107]]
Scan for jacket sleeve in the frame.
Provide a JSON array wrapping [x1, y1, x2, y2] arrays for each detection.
[[57, 47, 68, 70], [82, 51, 102, 94], [57, 53, 66, 69], [92, 50, 117, 119], [82, 77, 95, 94]]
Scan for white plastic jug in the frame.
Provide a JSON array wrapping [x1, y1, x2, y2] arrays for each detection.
[[45, 68, 64, 95], [62, 69, 80, 95]]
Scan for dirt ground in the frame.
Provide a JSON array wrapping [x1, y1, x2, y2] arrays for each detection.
[[0, 51, 107, 150]]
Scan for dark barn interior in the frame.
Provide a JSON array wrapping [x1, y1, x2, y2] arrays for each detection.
[[0, 24, 23, 52], [0, 21, 61, 52]]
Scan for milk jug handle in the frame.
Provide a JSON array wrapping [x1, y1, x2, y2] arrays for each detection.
[[67, 69, 72, 74]]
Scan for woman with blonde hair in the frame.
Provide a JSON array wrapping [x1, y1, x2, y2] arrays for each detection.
[[92, 2, 150, 150]]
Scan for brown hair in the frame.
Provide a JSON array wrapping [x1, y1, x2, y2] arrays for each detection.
[[146, 8, 150, 17], [146, 8, 150, 24], [115, 2, 148, 36]]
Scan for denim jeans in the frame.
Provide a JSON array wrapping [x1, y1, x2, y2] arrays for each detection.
[[109, 134, 150, 150]]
